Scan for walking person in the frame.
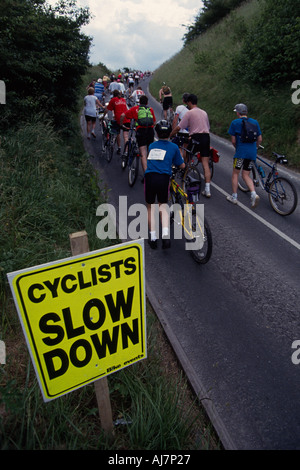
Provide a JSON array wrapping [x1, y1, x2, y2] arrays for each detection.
[[227, 103, 262, 208], [170, 94, 211, 197], [83, 87, 104, 139], [145, 120, 185, 249]]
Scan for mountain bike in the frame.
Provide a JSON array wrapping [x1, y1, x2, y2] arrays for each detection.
[[238, 146, 298, 216], [121, 120, 140, 187], [98, 111, 107, 153], [173, 134, 220, 184], [168, 167, 212, 264], [101, 118, 118, 163]]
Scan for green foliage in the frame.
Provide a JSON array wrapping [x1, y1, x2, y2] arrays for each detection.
[[233, 0, 300, 86], [0, 0, 92, 130], [183, 0, 246, 44]]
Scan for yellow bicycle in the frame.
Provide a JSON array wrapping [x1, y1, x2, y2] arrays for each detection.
[[168, 167, 212, 264]]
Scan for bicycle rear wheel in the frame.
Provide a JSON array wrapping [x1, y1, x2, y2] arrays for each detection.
[[182, 165, 201, 193], [190, 213, 212, 264], [121, 141, 130, 169], [128, 148, 139, 187], [268, 176, 298, 216], [105, 135, 115, 162], [238, 167, 257, 192]]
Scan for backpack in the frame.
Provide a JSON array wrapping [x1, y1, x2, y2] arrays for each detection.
[[241, 118, 259, 143], [137, 106, 154, 127]]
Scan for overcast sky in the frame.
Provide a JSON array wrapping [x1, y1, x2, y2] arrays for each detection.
[[72, 0, 203, 71]]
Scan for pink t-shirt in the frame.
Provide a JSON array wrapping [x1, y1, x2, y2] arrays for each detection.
[[179, 107, 210, 135]]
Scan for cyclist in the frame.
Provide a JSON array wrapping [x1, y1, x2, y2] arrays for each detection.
[[130, 86, 145, 105], [94, 78, 105, 103], [170, 93, 211, 198], [159, 84, 173, 120], [83, 87, 105, 139], [227, 103, 262, 208], [104, 90, 131, 154], [145, 120, 185, 249], [120, 95, 156, 174], [172, 92, 190, 161]]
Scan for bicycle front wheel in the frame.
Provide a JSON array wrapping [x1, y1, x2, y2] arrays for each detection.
[[268, 176, 298, 216], [190, 213, 212, 264]]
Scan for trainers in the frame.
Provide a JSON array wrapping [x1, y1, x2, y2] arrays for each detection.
[[162, 237, 171, 249], [251, 194, 260, 209], [117, 147, 121, 155], [201, 190, 211, 198], [226, 195, 238, 205], [91, 131, 96, 138], [148, 239, 158, 249]]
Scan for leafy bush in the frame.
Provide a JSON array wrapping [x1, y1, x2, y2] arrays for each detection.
[[232, 0, 300, 86]]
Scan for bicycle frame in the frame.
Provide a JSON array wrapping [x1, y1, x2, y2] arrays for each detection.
[[253, 155, 279, 190], [169, 177, 204, 244]]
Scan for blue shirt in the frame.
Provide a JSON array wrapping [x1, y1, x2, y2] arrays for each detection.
[[228, 117, 262, 160], [94, 82, 104, 99], [145, 140, 184, 176]]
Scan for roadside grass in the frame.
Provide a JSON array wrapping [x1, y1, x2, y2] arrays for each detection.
[[0, 114, 220, 450], [150, 0, 300, 167]]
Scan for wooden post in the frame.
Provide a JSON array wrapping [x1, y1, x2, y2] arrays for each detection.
[[69, 231, 114, 437]]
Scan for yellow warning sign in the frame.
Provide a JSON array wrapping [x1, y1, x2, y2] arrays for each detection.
[[8, 240, 146, 402]]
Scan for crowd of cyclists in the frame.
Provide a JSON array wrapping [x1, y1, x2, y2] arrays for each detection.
[[83, 71, 263, 248]]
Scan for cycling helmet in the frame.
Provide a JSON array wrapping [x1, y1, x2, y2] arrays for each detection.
[[155, 120, 172, 138]]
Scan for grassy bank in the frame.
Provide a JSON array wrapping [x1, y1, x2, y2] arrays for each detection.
[[150, 0, 300, 167]]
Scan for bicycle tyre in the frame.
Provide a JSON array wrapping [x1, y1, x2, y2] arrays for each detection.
[[128, 148, 139, 187], [238, 167, 256, 192], [209, 158, 214, 180], [190, 215, 212, 264], [104, 136, 113, 162], [182, 165, 201, 193], [122, 141, 130, 169], [268, 176, 298, 216]]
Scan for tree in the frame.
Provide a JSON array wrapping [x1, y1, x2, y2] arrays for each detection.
[[0, 0, 92, 129]]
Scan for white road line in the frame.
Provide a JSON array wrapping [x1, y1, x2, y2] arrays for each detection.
[[210, 180, 300, 251]]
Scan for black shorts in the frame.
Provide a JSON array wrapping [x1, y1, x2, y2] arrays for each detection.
[[163, 96, 173, 110], [85, 115, 96, 122], [136, 127, 154, 147], [233, 158, 254, 171], [144, 173, 170, 204], [189, 133, 210, 157]]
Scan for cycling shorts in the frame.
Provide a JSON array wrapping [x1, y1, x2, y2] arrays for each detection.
[[189, 133, 210, 158], [85, 115, 96, 122], [163, 96, 173, 110], [144, 172, 170, 204], [136, 127, 154, 147], [233, 158, 254, 171]]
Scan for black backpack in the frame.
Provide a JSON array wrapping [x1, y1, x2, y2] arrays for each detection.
[[241, 118, 259, 143]]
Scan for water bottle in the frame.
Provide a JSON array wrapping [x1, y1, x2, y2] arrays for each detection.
[[258, 165, 265, 178]]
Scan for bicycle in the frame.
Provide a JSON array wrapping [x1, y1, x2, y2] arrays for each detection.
[[173, 134, 220, 192], [121, 120, 140, 187], [238, 146, 298, 216], [168, 166, 213, 264], [98, 109, 107, 153], [101, 118, 119, 163]]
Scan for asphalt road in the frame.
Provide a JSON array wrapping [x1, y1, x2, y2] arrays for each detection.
[[82, 78, 300, 450]]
